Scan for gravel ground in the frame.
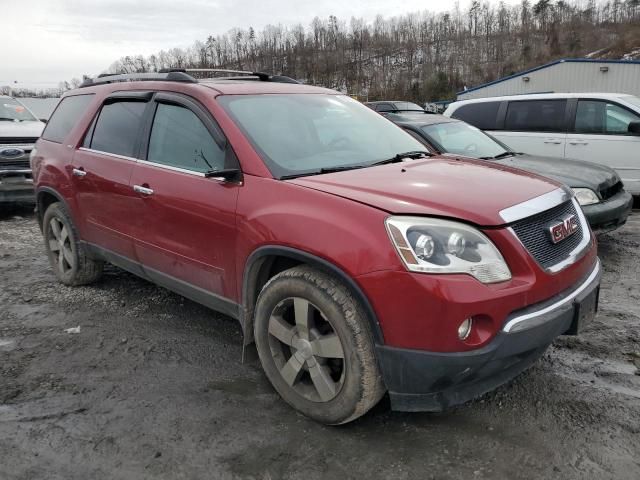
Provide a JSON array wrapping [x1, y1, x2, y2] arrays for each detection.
[[1, 206, 639, 480]]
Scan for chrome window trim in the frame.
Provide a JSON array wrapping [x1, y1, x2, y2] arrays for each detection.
[[78, 147, 225, 180], [78, 147, 137, 163], [136, 158, 206, 177], [508, 198, 591, 273], [502, 258, 600, 333], [499, 188, 571, 224]]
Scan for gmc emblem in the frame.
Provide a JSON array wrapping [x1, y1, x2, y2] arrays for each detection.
[[548, 214, 579, 244]]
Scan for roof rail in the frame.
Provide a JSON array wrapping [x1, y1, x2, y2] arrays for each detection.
[[79, 69, 301, 88], [160, 68, 301, 84], [79, 71, 197, 88]]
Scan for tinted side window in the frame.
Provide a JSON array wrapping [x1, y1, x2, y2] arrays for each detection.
[[41, 94, 94, 143], [147, 103, 224, 173], [90, 101, 146, 157], [575, 100, 640, 134], [450, 102, 500, 130], [505, 100, 567, 132]]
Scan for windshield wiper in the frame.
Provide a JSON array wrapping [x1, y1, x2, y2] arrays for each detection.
[[370, 150, 432, 166], [279, 151, 431, 180], [0, 117, 18, 122], [479, 151, 515, 160], [280, 164, 366, 180]]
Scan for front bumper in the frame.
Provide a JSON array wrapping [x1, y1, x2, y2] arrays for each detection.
[[582, 191, 633, 233], [376, 259, 601, 412], [0, 170, 35, 204]]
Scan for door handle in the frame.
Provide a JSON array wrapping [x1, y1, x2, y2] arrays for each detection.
[[569, 141, 589, 146], [72, 167, 87, 177], [133, 184, 154, 196], [544, 141, 562, 145]]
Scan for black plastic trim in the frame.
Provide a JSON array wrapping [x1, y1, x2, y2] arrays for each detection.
[[35, 186, 71, 229], [105, 91, 154, 103], [242, 246, 385, 345], [83, 242, 241, 319]]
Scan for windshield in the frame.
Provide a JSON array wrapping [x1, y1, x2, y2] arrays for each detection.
[[623, 95, 640, 110], [219, 94, 425, 178], [0, 97, 39, 122], [421, 121, 510, 158], [394, 102, 424, 111]]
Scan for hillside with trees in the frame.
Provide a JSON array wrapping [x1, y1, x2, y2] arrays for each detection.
[[107, 0, 640, 102], [12, 1, 639, 101]]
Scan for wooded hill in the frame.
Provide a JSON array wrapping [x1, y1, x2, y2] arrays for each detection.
[[103, 0, 638, 102]]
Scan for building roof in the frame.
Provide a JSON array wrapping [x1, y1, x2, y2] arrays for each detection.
[[457, 58, 640, 96]]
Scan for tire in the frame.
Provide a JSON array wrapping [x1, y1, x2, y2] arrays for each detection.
[[254, 265, 385, 424], [42, 202, 103, 286]]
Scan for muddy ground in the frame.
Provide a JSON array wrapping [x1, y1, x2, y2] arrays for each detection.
[[1, 206, 639, 480]]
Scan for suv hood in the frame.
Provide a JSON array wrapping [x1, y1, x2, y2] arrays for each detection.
[[289, 157, 560, 226], [0, 120, 45, 141], [494, 154, 620, 195]]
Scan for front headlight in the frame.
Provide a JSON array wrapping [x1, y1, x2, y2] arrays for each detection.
[[572, 188, 600, 206], [385, 216, 512, 284]]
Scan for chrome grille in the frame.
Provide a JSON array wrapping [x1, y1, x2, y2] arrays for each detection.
[[0, 159, 30, 170], [0, 137, 38, 145], [511, 200, 584, 269]]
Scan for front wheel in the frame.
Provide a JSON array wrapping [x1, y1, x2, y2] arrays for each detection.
[[254, 265, 385, 424]]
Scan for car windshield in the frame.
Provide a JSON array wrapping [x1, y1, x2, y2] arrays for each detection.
[[219, 94, 425, 178], [394, 102, 424, 111], [421, 121, 510, 158], [623, 95, 640, 110], [0, 97, 38, 122]]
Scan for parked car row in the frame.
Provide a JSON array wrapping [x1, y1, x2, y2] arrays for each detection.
[[385, 112, 633, 233], [30, 70, 603, 424], [444, 93, 640, 195]]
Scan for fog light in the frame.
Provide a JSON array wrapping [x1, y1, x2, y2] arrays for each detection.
[[458, 318, 473, 340]]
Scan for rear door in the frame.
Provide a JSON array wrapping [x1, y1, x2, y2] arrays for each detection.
[[128, 92, 241, 304], [73, 92, 151, 260], [494, 99, 568, 156], [566, 99, 640, 195]]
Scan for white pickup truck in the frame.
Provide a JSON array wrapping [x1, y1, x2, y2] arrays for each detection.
[[0, 95, 45, 205]]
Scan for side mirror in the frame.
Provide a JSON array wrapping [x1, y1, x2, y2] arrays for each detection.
[[204, 168, 241, 182], [628, 122, 640, 135]]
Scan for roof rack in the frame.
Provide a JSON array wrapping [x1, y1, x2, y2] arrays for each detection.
[[79, 71, 197, 88], [79, 69, 301, 88], [161, 68, 301, 84]]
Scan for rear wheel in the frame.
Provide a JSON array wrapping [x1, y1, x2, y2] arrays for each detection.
[[254, 265, 385, 424], [43, 202, 103, 286]]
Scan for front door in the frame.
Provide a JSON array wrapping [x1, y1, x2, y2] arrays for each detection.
[[566, 99, 640, 195], [129, 93, 240, 302], [73, 95, 150, 259]]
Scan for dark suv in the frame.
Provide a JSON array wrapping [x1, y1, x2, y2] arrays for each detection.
[[32, 70, 600, 424]]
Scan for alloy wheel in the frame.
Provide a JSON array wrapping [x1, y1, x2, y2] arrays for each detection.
[[48, 217, 75, 275], [267, 297, 346, 402]]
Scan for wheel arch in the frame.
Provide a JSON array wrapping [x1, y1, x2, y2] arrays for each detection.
[[36, 187, 72, 230], [241, 246, 384, 346]]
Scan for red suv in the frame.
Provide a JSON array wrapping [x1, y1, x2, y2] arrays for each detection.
[[31, 70, 601, 424]]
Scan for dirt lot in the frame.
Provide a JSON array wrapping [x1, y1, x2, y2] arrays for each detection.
[[1, 206, 639, 480]]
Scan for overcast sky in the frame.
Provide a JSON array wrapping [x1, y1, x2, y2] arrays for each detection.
[[2, 0, 519, 89]]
